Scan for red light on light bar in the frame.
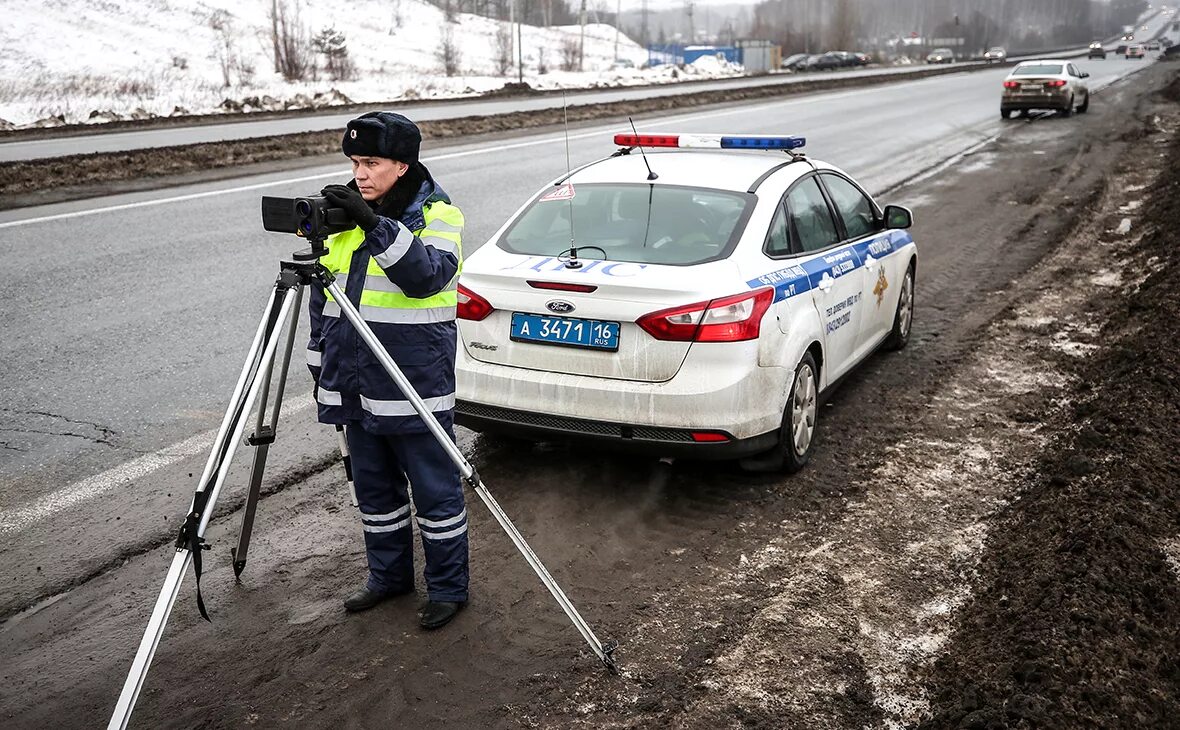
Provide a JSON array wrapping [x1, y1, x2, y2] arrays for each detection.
[[526, 280, 598, 293], [614, 134, 680, 148], [691, 431, 731, 442]]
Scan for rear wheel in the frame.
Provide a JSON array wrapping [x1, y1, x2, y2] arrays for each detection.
[[1001, 108, 1015, 119], [884, 265, 915, 351], [1077, 92, 1090, 113], [782, 353, 819, 473], [1060, 95, 1074, 117], [738, 352, 819, 474]]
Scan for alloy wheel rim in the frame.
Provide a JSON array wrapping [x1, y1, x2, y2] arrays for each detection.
[[791, 366, 817, 456], [899, 273, 914, 337]]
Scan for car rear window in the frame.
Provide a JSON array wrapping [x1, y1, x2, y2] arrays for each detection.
[[499, 184, 753, 266], [1013, 64, 1063, 75]]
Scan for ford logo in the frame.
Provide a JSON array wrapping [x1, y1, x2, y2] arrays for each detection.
[[546, 299, 576, 314]]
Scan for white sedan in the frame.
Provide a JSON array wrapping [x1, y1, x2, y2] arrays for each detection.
[[454, 134, 917, 472], [1000, 59, 1091, 118]]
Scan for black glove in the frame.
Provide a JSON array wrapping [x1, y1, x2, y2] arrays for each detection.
[[321, 184, 379, 232]]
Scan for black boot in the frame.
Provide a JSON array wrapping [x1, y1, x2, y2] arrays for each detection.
[[419, 600, 465, 629], [344, 585, 404, 612]]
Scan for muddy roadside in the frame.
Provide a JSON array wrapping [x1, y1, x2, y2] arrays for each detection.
[[0, 61, 1022, 211], [1, 65, 1177, 730]]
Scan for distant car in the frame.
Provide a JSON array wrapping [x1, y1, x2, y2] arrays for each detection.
[[1122, 33, 1135, 41], [1116, 43, 1129, 54], [1088, 42, 1107, 59], [1001, 59, 1091, 118], [781, 53, 810, 70], [983, 47, 1007, 63], [853, 51, 871, 65], [1163, 38, 1174, 48], [1145, 40, 1161, 51], [611, 58, 635, 69], [455, 133, 919, 471], [1126, 44, 1145, 58], [926, 47, 955, 64], [803, 53, 842, 71]]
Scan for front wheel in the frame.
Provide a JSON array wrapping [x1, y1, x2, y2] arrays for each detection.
[[884, 265, 915, 351]]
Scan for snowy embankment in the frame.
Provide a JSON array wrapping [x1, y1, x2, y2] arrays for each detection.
[[0, 0, 744, 130]]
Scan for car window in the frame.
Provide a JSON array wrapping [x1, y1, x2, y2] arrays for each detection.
[[821, 174, 878, 240], [764, 202, 791, 257], [1013, 64, 1063, 75], [785, 178, 840, 253], [500, 184, 752, 266], [1067, 63, 1079, 76]]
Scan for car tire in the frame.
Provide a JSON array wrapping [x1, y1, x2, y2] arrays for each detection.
[[1077, 93, 1090, 113], [780, 352, 820, 473], [1060, 96, 1074, 117], [738, 352, 820, 474], [1001, 108, 1015, 119], [884, 264, 915, 351]]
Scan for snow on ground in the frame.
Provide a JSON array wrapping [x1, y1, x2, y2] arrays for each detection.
[[0, 0, 745, 128]]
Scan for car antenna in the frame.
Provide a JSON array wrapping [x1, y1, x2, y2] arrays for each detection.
[[628, 117, 658, 180], [561, 90, 583, 269]]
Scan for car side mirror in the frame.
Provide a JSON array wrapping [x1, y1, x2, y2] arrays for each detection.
[[883, 204, 913, 229], [1081, 71, 1090, 78]]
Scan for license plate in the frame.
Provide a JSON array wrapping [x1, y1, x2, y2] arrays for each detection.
[[510, 313, 620, 351], [1021, 84, 1043, 92]]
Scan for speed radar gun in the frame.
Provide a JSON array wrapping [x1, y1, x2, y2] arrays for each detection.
[[108, 195, 618, 730]]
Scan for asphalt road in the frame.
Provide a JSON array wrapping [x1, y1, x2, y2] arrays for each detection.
[[0, 46, 1168, 625], [0, 49, 1131, 163]]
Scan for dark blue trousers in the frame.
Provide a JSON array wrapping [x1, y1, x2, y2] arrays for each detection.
[[345, 424, 469, 603]]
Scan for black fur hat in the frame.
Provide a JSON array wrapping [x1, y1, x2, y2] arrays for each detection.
[[341, 111, 421, 163]]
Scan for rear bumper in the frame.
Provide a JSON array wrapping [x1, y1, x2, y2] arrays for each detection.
[[455, 401, 779, 459], [1001, 92, 1071, 110]]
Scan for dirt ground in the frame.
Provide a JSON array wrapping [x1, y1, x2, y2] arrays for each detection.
[[2, 64, 1179, 729]]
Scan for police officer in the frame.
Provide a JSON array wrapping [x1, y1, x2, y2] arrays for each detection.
[[307, 112, 468, 629]]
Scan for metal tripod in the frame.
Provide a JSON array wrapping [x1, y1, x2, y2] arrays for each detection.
[[108, 244, 617, 730]]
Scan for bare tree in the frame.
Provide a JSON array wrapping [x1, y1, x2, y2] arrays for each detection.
[[439, 23, 462, 76], [560, 36, 581, 71], [269, 0, 312, 81], [495, 22, 514, 75]]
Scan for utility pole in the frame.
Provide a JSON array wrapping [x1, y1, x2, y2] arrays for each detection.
[[687, 1, 694, 44], [614, 0, 621, 61], [579, 0, 587, 71], [510, 0, 522, 83], [641, 0, 649, 47]]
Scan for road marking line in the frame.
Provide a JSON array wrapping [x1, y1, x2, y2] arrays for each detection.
[[0, 399, 314, 536]]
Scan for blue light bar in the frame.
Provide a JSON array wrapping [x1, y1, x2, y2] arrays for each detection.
[[720, 136, 807, 150]]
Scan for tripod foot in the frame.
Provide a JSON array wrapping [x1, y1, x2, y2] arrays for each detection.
[[601, 639, 620, 674], [231, 548, 246, 579]]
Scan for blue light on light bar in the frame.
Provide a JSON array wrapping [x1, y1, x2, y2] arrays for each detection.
[[719, 136, 807, 150]]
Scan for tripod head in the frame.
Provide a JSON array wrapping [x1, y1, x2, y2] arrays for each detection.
[[292, 235, 329, 261]]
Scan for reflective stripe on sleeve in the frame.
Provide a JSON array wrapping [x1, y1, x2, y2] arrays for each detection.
[[365, 275, 403, 294], [373, 222, 414, 269], [317, 388, 342, 406], [360, 393, 456, 417], [421, 522, 468, 541], [361, 505, 411, 523], [362, 517, 412, 533], [417, 508, 467, 529], [307, 348, 322, 367]]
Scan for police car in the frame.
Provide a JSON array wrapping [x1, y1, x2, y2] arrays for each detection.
[[454, 134, 917, 472]]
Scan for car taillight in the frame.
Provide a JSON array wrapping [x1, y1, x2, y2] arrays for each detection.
[[1046, 79, 1067, 87], [1002, 80, 1019, 88], [457, 284, 494, 321], [636, 288, 774, 343]]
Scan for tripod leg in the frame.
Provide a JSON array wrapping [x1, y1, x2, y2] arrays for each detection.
[[109, 282, 303, 730], [335, 425, 358, 507], [232, 285, 305, 577], [322, 279, 617, 672]]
